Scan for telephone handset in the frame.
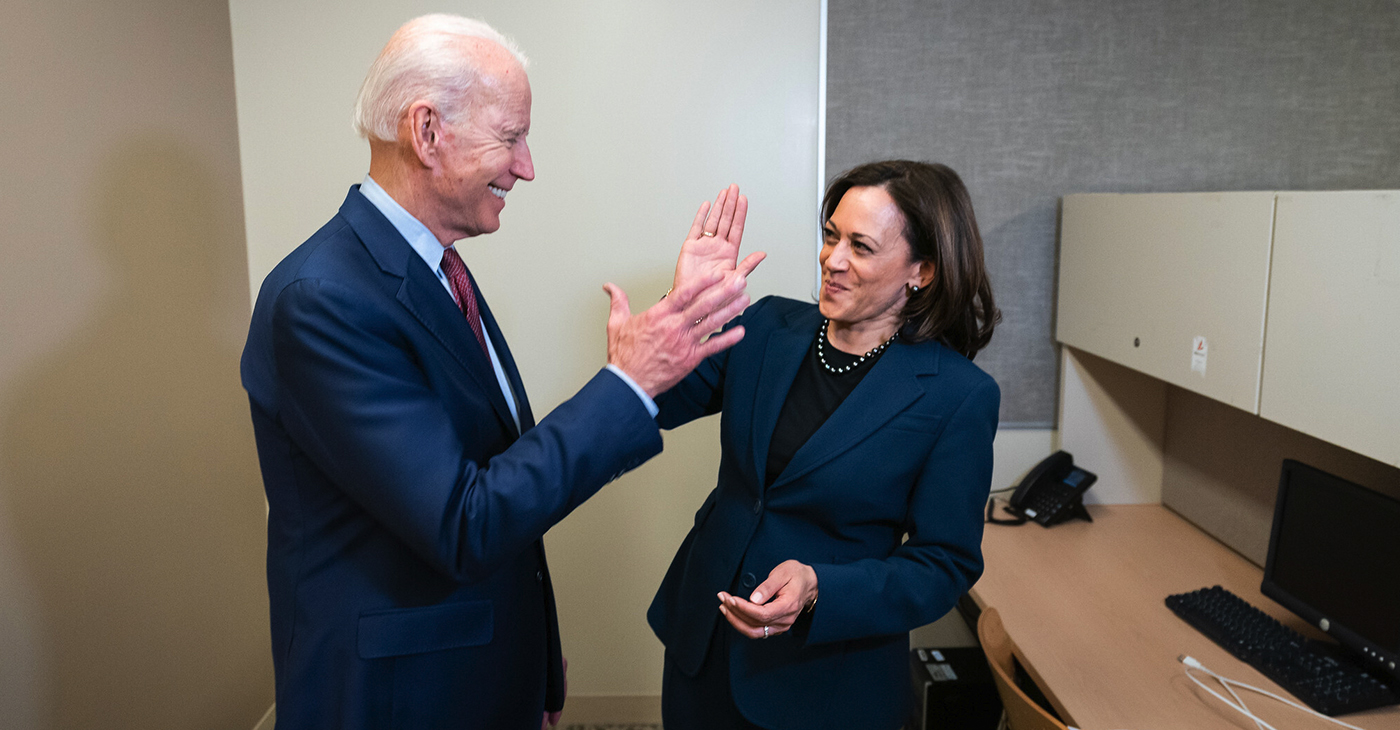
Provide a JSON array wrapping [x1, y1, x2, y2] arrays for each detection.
[[987, 450, 1097, 527]]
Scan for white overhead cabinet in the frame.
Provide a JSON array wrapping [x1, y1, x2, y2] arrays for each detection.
[[1260, 192, 1400, 468], [1057, 193, 1276, 413], [1058, 191, 1400, 468]]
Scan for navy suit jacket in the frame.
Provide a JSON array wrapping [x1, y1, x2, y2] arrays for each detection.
[[242, 188, 662, 730], [648, 296, 1000, 730]]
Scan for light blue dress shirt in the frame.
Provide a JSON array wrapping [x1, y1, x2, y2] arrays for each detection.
[[357, 175, 657, 423]]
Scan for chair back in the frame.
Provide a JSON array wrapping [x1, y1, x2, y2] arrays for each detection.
[[977, 606, 1069, 730]]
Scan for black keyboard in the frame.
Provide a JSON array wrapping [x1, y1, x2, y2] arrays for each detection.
[[1165, 585, 1399, 716]]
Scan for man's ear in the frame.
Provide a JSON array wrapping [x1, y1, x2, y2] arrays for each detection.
[[406, 102, 441, 169]]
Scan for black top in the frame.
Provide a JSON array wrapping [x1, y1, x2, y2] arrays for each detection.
[[764, 326, 889, 487]]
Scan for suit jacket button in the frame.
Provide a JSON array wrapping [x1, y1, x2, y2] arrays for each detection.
[[741, 572, 757, 588], [752, 500, 762, 514], [536, 571, 543, 581]]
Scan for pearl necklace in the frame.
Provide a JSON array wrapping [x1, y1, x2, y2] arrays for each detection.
[[817, 319, 898, 375]]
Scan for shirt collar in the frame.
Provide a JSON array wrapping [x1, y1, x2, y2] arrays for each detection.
[[359, 174, 452, 275]]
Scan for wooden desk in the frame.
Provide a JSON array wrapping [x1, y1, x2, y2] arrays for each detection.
[[969, 503, 1400, 730]]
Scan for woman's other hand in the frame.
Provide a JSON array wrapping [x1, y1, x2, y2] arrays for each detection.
[[673, 184, 765, 297], [717, 560, 818, 639]]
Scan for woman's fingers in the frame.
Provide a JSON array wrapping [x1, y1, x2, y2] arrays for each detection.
[[719, 604, 788, 640], [727, 193, 748, 246], [702, 187, 730, 236], [720, 590, 800, 628], [714, 184, 739, 240], [737, 251, 766, 278], [685, 200, 712, 241]]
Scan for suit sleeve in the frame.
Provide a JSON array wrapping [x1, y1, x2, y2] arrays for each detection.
[[271, 277, 663, 583], [804, 376, 1000, 645]]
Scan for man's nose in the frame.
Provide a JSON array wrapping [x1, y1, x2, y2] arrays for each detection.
[[512, 139, 535, 181]]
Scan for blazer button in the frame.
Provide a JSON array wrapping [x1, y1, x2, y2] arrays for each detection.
[[536, 571, 543, 581], [741, 572, 757, 588], [752, 499, 762, 514]]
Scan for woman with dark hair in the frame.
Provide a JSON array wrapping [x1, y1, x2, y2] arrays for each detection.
[[649, 160, 1001, 730]]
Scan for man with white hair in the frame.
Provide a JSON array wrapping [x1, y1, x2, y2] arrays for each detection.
[[241, 14, 760, 730]]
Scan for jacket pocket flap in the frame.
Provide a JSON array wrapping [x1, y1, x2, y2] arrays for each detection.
[[358, 601, 493, 659], [886, 413, 943, 434]]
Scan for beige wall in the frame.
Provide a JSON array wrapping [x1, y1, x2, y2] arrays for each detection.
[[0, 1, 272, 728]]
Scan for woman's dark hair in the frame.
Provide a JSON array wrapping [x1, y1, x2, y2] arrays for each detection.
[[821, 160, 1000, 360]]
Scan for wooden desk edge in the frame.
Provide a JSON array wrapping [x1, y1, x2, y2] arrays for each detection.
[[970, 503, 1400, 729], [966, 586, 1079, 726]]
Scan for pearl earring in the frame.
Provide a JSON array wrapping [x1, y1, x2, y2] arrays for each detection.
[[908, 284, 921, 295]]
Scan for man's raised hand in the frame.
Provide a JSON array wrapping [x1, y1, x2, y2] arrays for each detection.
[[604, 268, 752, 398]]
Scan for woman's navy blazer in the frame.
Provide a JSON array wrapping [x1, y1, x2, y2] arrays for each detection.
[[648, 296, 1000, 730]]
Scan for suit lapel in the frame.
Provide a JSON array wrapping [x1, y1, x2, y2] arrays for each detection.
[[338, 188, 520, 438], [769, 338, 934, 490], [475, 279, 534, 431], [750, 307, 823, 487]]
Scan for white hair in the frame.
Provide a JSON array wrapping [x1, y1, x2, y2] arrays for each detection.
[[352, 14, 528, 142]]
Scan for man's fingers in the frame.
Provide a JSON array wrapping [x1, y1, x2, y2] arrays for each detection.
[[693, 285, 751, 332], [603, 283, 631, 332], [692, 289, 750, 340], [666, 268, 725, 310], [737, 251, 766, 278], [679, 270, 747, 323], [696, 326, 745, 360], [686, 200, 711, 241]]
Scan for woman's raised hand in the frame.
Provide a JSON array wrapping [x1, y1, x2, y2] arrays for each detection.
[[673, 184, 765, 298], [717, 559, 818, 640]]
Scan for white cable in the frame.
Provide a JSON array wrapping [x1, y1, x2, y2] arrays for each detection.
[[1221, 677, 1266, 730], [1189, 655, 1267, 730], [1181, 659, 1282, 730], [1179, 655, 1371, 730]]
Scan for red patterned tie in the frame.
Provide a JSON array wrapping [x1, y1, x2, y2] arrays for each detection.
[[440, 247, 489, 355]]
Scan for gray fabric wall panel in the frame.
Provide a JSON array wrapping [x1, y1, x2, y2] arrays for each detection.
[[827, 0, 1400, 427]]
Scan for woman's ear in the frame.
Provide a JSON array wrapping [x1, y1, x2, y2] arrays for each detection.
[[917, 260, 936, 289]]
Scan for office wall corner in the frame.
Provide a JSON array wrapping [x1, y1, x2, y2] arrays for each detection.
[[1057, 348, 1166, 504]]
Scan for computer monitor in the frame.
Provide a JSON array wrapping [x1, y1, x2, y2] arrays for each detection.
[[1262, 459, 1400, 683]]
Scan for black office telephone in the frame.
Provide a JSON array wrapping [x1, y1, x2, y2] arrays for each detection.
[[987, 450, 1097, 527]]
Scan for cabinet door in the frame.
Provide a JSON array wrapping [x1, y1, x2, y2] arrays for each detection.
[[1260, 192, 1400, 467], [1058, 193, 1276, 413]]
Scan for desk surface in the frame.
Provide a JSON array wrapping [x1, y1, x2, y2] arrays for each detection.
[[969, 503, 1400, 730]]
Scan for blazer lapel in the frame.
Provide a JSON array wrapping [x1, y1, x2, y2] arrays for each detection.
[[396, 266, 520, 438], [768, 339, 933, 490], [338, 188, 520, 438], [750, 307, 824, 487], [475, 280, 534, 432]]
